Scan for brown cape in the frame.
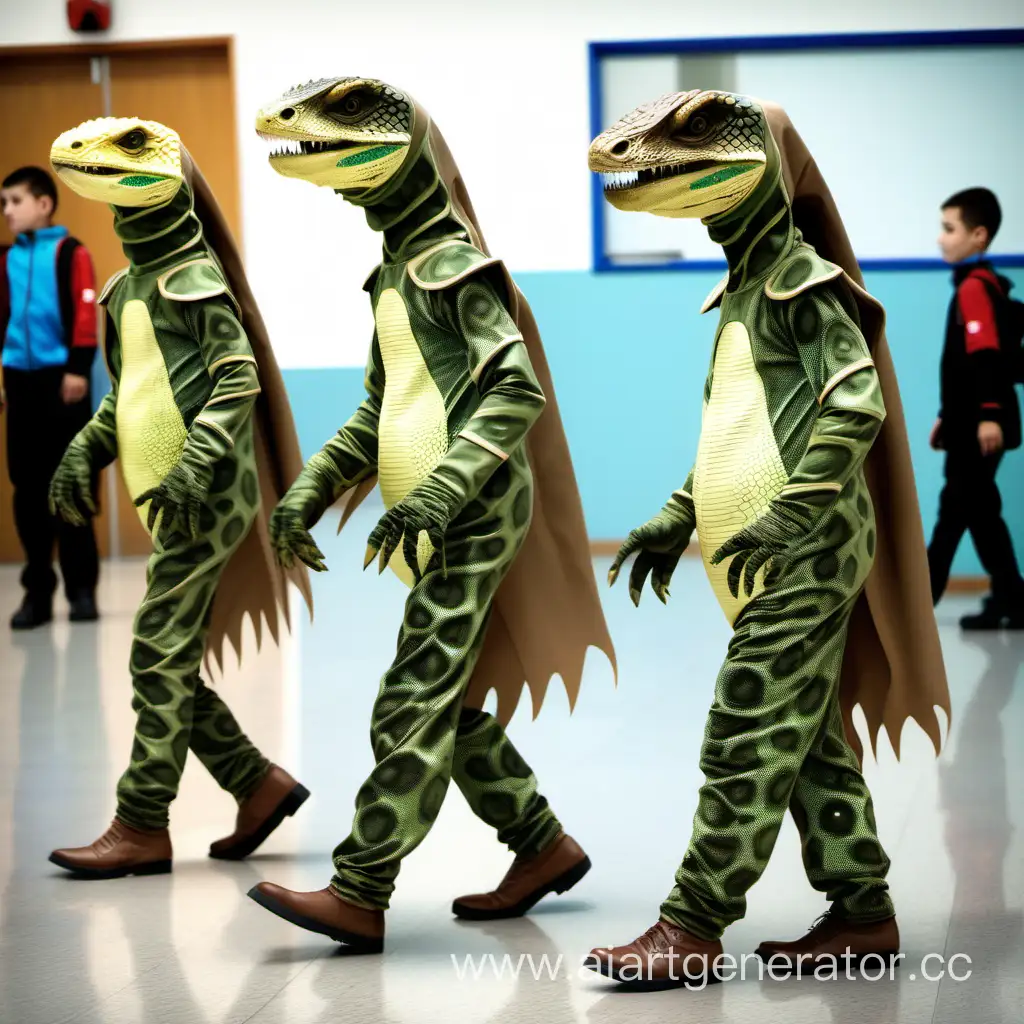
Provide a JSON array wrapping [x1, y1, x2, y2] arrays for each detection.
[[181, 150, 312, 669], [331, 103, 617, 725], [762, 102, 950, 761]]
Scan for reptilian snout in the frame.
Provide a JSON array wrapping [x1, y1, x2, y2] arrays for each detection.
[[51, 117, 183, 208], [589, 90, 769, 219], [256, 77, 414, 193]]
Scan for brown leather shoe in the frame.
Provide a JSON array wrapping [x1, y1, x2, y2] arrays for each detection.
[[755, 909, 900, 973], [452, 832, 591, 920], [585, 920, 725, 989], [248, 882, 384, 952], [209, 764, 310, 860], [49, 819, 172, 879]]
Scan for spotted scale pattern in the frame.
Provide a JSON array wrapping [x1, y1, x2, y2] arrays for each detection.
[[659, 257, 893, 939], [325, 250, 559, 909], [98, 263, 273, 829]]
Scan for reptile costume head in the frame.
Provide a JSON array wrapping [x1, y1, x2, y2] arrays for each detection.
[[256, 78, 413, 193], [257, 76, 484, 268], [589, 90, 769, 219], [51, 117, 184, 208]]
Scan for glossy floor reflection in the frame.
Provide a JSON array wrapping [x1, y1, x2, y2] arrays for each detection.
[[1, 505, 1021, 1023]]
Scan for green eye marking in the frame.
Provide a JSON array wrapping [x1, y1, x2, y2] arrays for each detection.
[[119, 175, 164, 188], [338, 145, 400, 167], [690, 165, 753, 190]]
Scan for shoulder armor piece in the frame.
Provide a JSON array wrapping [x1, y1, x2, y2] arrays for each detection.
[[98, 267, 129, 306], [764, 246, 843, 301], [700, 273, 729, 314], [362, 264, 382, 294], [157, 257, 238, 314], [407, 239, 502, 291]]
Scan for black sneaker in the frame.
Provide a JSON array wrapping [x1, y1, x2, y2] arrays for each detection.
[[960, 597, 1024, 630], [68, 592, 99, 622], [11, 597, 53, 630]]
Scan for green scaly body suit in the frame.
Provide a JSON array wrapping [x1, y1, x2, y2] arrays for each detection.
[[649, 125, 896, 939], [280, 130, 561, 910], [63, 184, 273, 830]]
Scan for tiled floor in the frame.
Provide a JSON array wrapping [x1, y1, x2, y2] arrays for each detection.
[[1, 506, 1021, 1023]]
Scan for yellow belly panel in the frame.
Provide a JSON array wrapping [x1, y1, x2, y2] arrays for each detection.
[[115, 299, 187, 530], [694, 321, 788, 625], [375, 288, 449, 586]]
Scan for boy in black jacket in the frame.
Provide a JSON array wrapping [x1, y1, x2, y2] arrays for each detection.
[[928, 187, 1024, 629], [1, 166, 100, 628]]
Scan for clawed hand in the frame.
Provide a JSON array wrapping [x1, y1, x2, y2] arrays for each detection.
[[608, 498, 695, 606], [134, 463, 206, 540], [710, 499, 816, 598], [49, 447, 97, 527], [364, 495, 450, 584], [270, 504, 327, 572]]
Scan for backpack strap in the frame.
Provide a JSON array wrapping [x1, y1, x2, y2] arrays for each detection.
[[966, 266, 1024, 382], [0, 245, 10, 356], [56, 236, 81, 346]]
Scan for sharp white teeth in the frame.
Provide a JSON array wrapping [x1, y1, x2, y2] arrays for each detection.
[[262, 134, 305, 157], [602, 170, 640, 190]]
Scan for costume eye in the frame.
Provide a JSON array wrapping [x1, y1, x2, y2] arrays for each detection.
[[117, 129, 147, 152], [328, 88, 378, 121]]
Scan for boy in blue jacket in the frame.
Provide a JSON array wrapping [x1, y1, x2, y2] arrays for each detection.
[[1, 166, 100, 628]]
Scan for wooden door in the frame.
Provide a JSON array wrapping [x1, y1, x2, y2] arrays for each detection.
[[0, 40, 240, 560], [0, 54, 110, 561]]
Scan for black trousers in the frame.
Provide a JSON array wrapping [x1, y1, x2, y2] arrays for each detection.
[[4, 367, 99, 603], [928, 440, 1024, 606]]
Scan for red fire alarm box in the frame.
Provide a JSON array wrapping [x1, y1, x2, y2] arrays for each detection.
[[68, 0, 112, 32]]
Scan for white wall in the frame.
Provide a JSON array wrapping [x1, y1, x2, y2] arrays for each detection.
[[3, 0, 1020, 366]]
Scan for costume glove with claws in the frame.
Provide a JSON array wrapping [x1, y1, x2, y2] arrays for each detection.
[[710, 495, 818, 598], [364, 475, 461, 582], [270, 453, 337, 572], [609, 484, 696, 605], [270, 395, 381, 572], [49, 393, 118, 526], [135, 455, 213, 540]]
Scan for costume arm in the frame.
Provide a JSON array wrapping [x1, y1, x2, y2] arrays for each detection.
[[283, 335, 383, 526], [132, 298, 259, 535], [783, 284, 885, 508], [179, 298, 261, 471], [363, 276, 545, 578], [957, 274, 1005, 427], [428, 276, 546, 511], [49, 311, 119, 524]]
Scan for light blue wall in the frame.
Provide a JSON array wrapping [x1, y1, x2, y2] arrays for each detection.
[[285, 265, 1024, 577]]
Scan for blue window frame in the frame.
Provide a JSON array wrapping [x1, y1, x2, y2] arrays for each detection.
[[589, 28, 1024, 272]]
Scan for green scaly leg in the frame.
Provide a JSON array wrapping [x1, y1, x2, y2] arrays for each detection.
[[115, 435, 270, 831], [659, 478, 894, 940], [329, 458, 559, 909], [452, 708, 561, 857]]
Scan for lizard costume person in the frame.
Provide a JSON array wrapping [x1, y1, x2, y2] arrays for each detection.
[[45, 119, 312, 878], [585, 92, 949, 987], [247, 78, 615, 951]]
